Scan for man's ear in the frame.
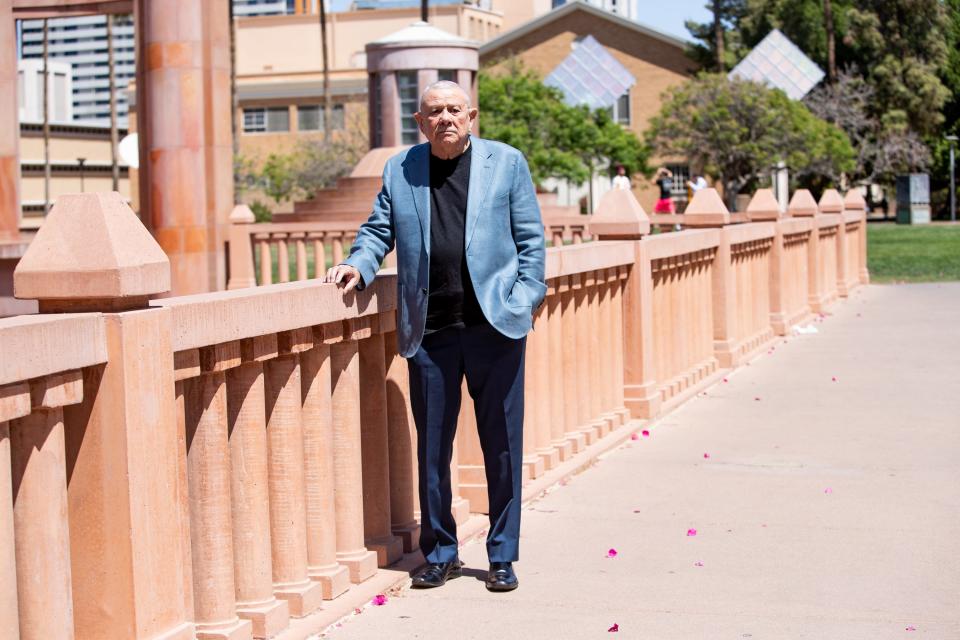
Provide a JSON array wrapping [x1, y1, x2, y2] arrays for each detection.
[[469, 107, 478, 128]]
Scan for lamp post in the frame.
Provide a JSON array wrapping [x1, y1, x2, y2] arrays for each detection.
[[947, 135, 957, 223], [77, 157, 87, 193]]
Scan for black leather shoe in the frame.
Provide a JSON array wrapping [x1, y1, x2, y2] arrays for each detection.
[[485, 562, 519, 592], [411, 560, 463, 588]]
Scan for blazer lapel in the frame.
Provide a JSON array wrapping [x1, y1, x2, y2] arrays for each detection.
[[465, 137, 495, 251], [408, 144, 430, 252]]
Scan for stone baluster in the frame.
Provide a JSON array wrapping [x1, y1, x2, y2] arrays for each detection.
[[457, 385, 489, 512], [226, 335, 290, 637], [277, 235, 291, 283], [263, 329, 323, 617], [558, 276, 587, 452], [384, 331, 420, 552], [184, 343, 253, 640], [299, 325, 352, 599], [597, 271, 619, 429], [531, 304, 559, 470], [0, 414, 19, 638], [227, 205, 257, 290], [358, 315, 404, 566], [311, 233, 326, 279], [585, 271, 609, 436], [521, 348, 545, 480], [449, 433, 471, 526], [11, 401, 74, 640], [330, 320, 379, 584], [611, 267, 631, 423], [16, 193, 194, 639], [843, 189, 869, 285], [292, 232, 308, 281], [571, 273, 598, 444], [257, 235, 272, 286], [546, 280, 573, 461]]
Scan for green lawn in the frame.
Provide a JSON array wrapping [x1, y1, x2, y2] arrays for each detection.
[[867, 224, 960, 283]]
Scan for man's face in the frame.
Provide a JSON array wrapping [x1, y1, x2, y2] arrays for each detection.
[[414, 87, 477, 148]]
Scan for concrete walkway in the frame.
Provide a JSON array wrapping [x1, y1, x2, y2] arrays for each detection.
[[325, 283, 960, 639]]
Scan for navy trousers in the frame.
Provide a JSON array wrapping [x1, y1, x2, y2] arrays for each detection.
[[407, 322, 526, 564]]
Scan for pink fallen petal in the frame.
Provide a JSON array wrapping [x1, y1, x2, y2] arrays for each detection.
[[630, 433, 639, 441], [607, 548, 618, 558], [694, 561, 704, 567], [831, 376, 838, 382], [703, 453, 710, 459], [905, 626, 916, 631], [824, 488, 833, 494], [723, 377, 729, 383], [687, 528, 697, 537], [632, 509, 642, 513], [354, 608, 363, 615], [371, 594, 388, 606], [608, 623, 619, 632], [754, 397, 761, 401], [642, 430, 650, 437]]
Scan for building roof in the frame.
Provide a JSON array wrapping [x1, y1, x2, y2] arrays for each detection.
[[479, 0, 689, 56], [367, 20, 478, 48], [353, 0, 465, 8]]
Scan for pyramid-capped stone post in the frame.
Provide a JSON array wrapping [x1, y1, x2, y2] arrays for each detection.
[[843, 189, 867, 212], [746, 188, 782, 221], [788, 189, 819, 217], [683, 188, 730, 227], [589, 188, 650, 239], [14, 192, 170, 312], [818, 188, 844, 214]]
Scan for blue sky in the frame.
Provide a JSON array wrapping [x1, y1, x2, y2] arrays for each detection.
[[328, 1, 711, 42]]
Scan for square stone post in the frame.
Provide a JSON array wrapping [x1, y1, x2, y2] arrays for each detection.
[[683, 189, 737, 368], [747, 189, 788, 335], [227, 205, 258, 290], [14, 193, 194, 639], [788, 190, 824, 313], [0, 0, 20, 240], [843, 189, 870, 285], [820, 189, 847, 297], [589, 188, 658, 419]]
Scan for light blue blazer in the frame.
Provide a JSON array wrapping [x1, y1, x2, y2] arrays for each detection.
[[343, 137, 547, 358]]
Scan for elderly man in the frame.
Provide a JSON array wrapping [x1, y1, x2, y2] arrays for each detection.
[[325, 80, 545, 592]]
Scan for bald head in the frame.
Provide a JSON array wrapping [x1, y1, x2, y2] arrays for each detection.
[[419, 80, 472, 113]]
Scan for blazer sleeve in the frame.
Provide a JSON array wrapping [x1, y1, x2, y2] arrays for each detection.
[[342, 160, 395, 290], [510, 151, 548, 309]]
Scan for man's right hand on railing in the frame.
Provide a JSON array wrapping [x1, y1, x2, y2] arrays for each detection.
[[324, 264, 362, 293]]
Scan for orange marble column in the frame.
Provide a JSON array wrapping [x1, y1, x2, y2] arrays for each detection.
[[263, 353, 323, 617], [329, 333, 378, 584], [358, 327, 404, 567], [184, 371, 252, 640], [384, 331, 420, 552], [0, 0, 20, 240], [226, 358, 291, 637], [299, 338, 351, 600], [135, 0, 233, 293], [559, 277, 587, 452], [0, 421, 19, 638], [10, 408, 73, 640], [546, 282, 573, 461]]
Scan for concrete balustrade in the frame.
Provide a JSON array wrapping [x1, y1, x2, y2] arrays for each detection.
[[0, 184, 869, 638]]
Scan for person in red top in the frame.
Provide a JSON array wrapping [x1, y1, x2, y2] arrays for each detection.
[[653, 167, 675, 213]]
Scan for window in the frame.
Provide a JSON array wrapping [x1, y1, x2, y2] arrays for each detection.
[[243, 107, 289, 133], [297, 104, 345, 132], [397, 71, 419, 145], [607, 89, 630, 125], [17, 71, 24, 109], [438, 69, 456, 83]]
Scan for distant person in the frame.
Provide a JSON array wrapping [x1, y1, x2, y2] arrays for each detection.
[[653, 167, 675, 213], [612, 164, 631, 190], [687, 174, 707, 195]]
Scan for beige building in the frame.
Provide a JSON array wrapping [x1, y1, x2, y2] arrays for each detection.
[[19, 122, 131, 229]]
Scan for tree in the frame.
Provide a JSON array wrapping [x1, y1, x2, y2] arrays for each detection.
[[685, 0, 746, 72], [478, 64, 648, 186], [647, 74, 854, 208]]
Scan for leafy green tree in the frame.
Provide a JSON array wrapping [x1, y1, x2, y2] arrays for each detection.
[[478, 63, 648, 185], [647, 74, 854, 208], [259, 152, 300, 205]]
